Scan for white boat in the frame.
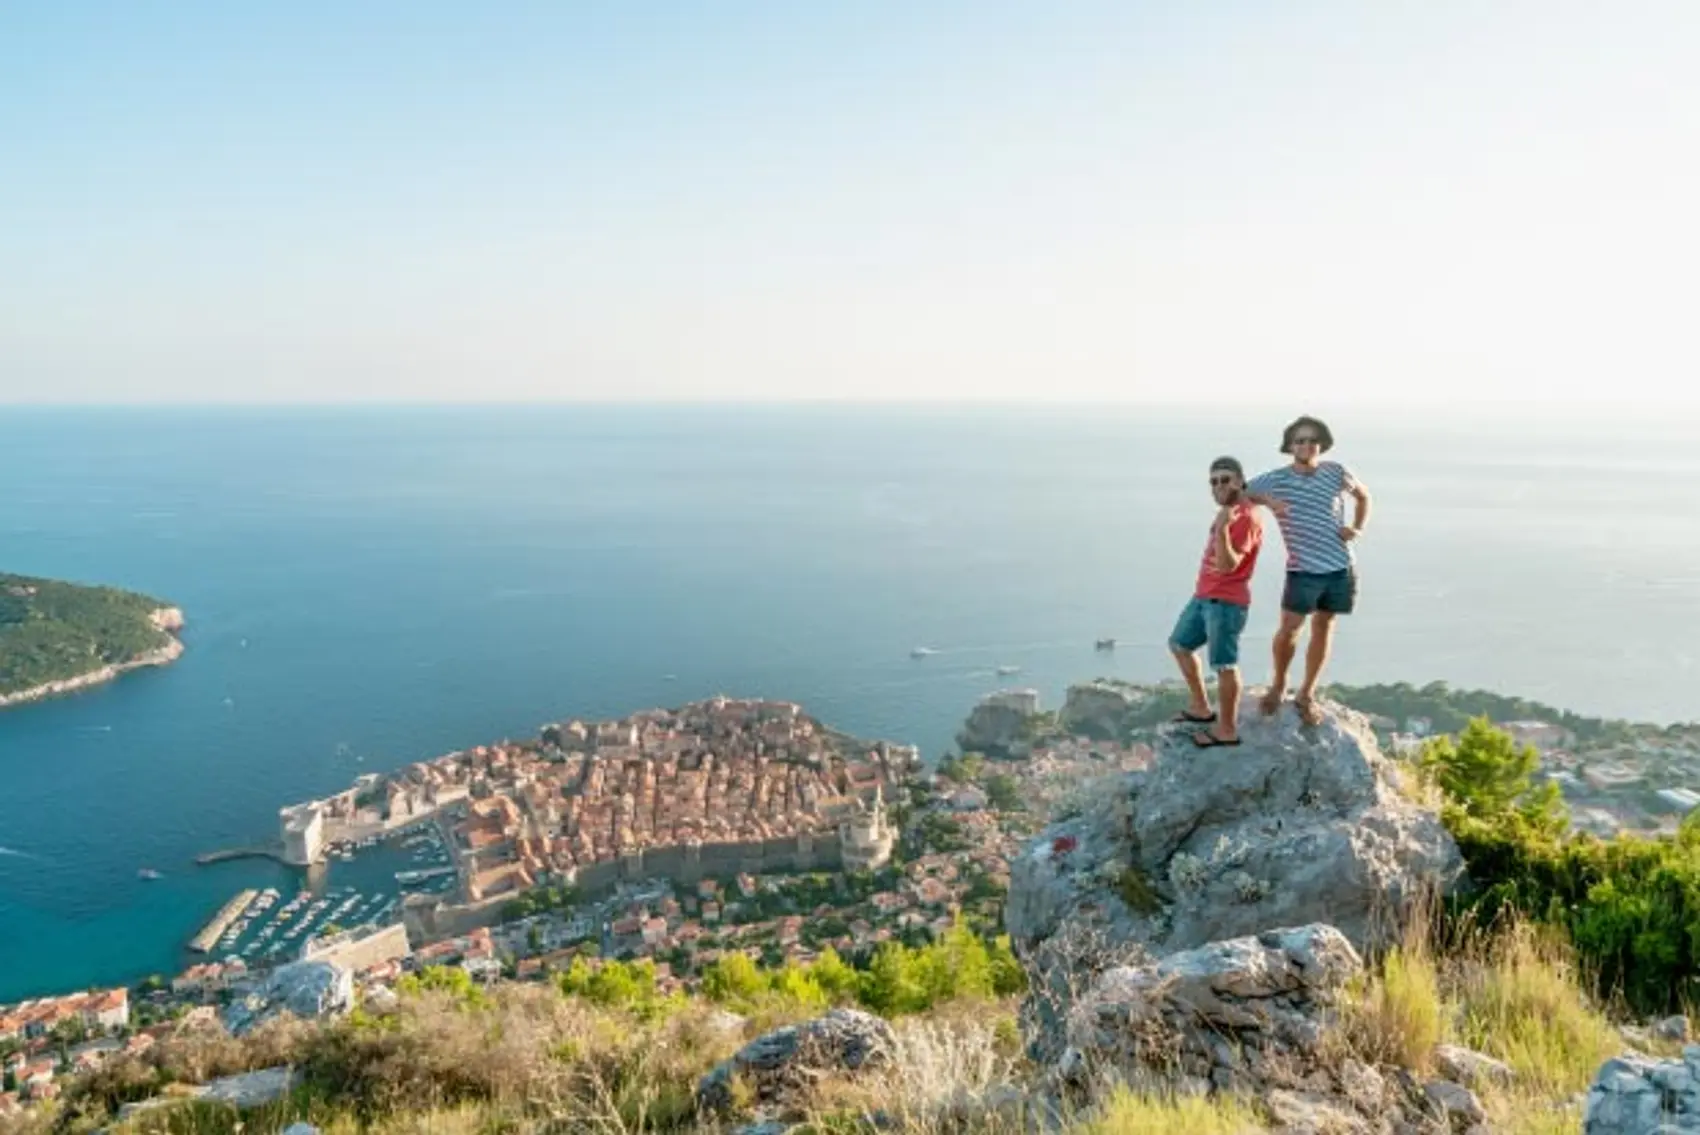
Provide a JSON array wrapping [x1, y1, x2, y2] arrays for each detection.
[[910, 647, 939, 658], [996, 665, 1021, 676]]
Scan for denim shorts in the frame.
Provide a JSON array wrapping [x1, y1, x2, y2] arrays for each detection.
[[1168, 597, 1249, 671], [1282, 568, 1358, 615]]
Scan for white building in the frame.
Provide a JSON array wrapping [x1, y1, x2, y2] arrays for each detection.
[[1656, 788, 1700, 814], [841, 785, 896, 871], [983, 689, 1041, 716], [280, 803, 326, 866]]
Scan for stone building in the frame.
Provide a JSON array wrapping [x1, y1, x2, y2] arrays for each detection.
[[279, 803, 325, 866], [841, 785, 895, 871]]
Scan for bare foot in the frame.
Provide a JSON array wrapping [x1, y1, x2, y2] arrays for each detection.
[[1258, 687, 1284, 716], [1294, 694, 1324, 726]]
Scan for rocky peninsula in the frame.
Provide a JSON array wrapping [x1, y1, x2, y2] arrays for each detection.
[[0, 573, 185, 710]]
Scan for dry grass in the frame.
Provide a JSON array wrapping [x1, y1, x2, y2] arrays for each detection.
[[63, 984, 745, 1135], [1452, 924, 1620, 1098], [1072, 1086, 1265, 1135], [16, 911, 1639, 1135], [1493, 1100, 1586, 1135], [803, 999, 1030, 1132], [1330, 911, 1622, 1133], [1335, 942, 1444, 1073]]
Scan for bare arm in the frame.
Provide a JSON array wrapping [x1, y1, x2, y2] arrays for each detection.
[[1240, 490, 1289, 519], [1212, 512, 1242, 572], [1212, 509, 1253, 571], [1343, 481, 1372, 539]]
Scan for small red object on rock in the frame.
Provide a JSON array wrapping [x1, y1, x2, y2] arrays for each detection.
[[1052, 835, 1078, 857]]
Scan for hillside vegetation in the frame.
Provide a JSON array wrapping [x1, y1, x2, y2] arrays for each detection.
[[11, 712, 1699, 1134], [1424, 717, 1700, 1012], [0, 573, 176, 698]]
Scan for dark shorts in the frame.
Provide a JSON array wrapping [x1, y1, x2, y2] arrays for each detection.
[[1283, 568, 1357, 615], [1168, 597, 1249, 670]]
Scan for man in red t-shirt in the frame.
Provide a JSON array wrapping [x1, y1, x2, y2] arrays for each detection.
[[1167, 456, 1264, 747]]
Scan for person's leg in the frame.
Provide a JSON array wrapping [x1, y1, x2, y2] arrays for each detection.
[[1167, 600, 1213, 721], [1295, 569, 1355, 724], [1261, 608, 1307, 715], [1196, 601, 1247, 743], [1172, 646, 1210, 719], [1216, 666, 1243, 740], [1295, 611, 1336, 723]]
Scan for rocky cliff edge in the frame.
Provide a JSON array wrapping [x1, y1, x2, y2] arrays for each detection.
[[1007, 692, 1465, 1059]]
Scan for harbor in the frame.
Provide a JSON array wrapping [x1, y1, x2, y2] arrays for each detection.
[[185, 820, 457, 966], [189, 889, 257, 953]]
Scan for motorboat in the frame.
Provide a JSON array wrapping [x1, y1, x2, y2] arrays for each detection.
[[996, 665, 1021, 676], [1094, 638, 1117, 651], [910, 647, 939, 659]]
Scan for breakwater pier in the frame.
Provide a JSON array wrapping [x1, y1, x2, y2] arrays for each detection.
[[190, 889, 257, 953], [195, 844, 287, 866]]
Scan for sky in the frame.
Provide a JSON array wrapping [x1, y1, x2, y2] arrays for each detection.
[[3, 1, 1698, 406]]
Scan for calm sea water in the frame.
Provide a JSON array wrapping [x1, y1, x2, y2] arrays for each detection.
[[2, 404, 1698, 1001]]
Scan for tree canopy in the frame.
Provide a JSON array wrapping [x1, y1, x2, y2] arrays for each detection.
[[0, 572, 176, 698]]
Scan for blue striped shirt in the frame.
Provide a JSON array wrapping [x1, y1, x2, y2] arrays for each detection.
[[1247, 461, 1357, 573]]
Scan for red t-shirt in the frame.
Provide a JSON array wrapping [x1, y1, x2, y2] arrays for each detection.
[[1194, 503, 1263, 606]]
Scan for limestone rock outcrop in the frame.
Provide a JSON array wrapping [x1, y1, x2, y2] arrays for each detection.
[[697, 1008, 896, 1119], [1007, 695, 1464, 1059], [1586, 1048, 1700, 1134], [957, 689, 1043, 758], [1057, 680, 1149, 740], [1057, 923, 1484, 1134], [1057, 924, 1362, 1090], [222, 960, 353, 1036], [117, 1067, 302, 1120]]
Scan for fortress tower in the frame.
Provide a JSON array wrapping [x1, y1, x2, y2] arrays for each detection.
[[280, 803, 326, 866], [840, 784, 895, 871]]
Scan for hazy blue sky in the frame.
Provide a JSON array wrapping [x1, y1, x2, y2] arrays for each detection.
[[3, 2, 1697, 405]]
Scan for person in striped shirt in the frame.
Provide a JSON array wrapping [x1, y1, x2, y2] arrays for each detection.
[[1242, 415, 1372, 726]]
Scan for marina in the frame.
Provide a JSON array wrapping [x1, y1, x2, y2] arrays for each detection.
[[185, 821, 457, 967], [189, 889, 257, 953]]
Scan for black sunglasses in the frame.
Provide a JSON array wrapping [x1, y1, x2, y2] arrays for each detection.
[[1291, 434, 1322, 446], [1209, 475, 1237, 486]]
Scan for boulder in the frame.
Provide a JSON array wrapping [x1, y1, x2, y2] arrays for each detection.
[[1058, 680, 1148, 740], [1422, 1079, 1486, 1129], [957, 690, 1044, 758], [1007, 694, 1463, 1057], [198, 1066, 302, 1108], [1657, 1016, 1693, 1043], [116, 1066, 303, 1118], [1266, 1089, 1378, 1135], [1433, 1044, 1513, 1089], [698, 1008, 896, 1119], [222, 959, 353, 1036], [1585, 1048, 1700, 1134], [1057, 924, 1363, 1096]]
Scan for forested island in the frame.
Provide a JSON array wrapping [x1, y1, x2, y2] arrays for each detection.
[[0, 572, 184, 708]]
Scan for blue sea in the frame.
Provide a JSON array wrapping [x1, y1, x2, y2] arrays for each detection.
[[2, 404, 1698, 1002]]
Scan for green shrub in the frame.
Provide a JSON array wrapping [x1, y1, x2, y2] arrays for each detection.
[[1431, 718, 1700, 1012], [1115, 866, 1163, 915]]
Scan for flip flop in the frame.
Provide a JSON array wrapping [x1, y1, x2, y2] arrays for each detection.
[[1172, 710, 1217, 725], [1192, 730, 1241, 748]]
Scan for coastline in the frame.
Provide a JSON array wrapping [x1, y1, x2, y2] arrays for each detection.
[[0, 606, 186, 710]]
